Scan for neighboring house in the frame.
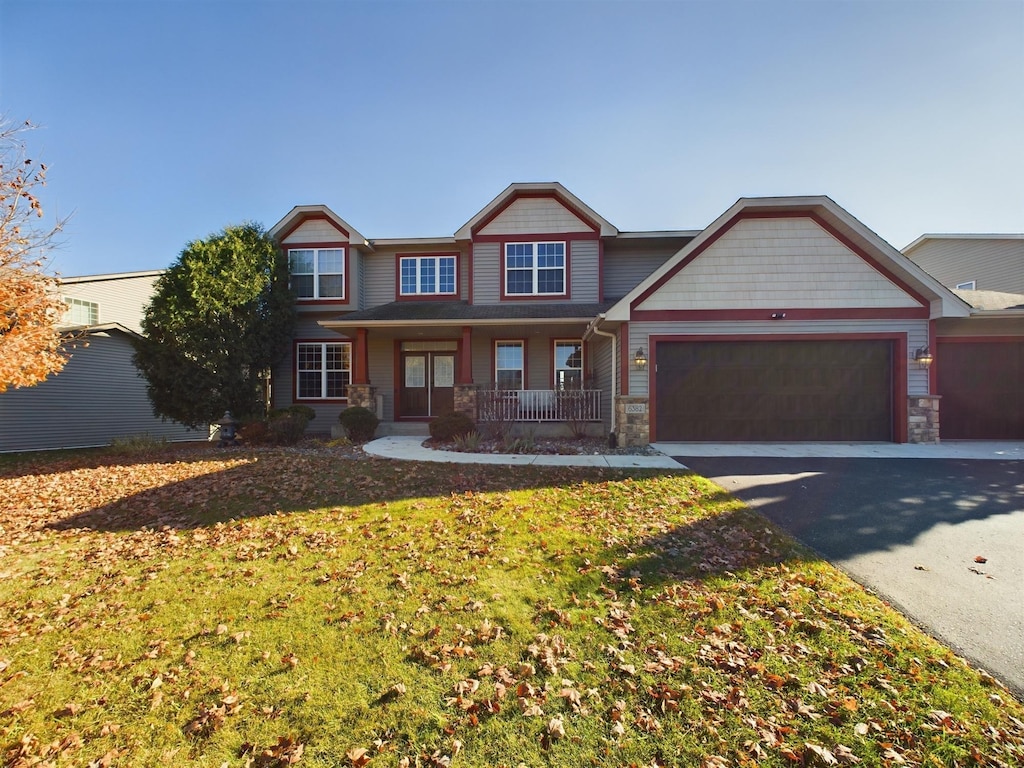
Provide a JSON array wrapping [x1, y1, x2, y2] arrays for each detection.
[[267, 183, 1024, 444], [901, 235, 1024, 440], [902, 234, 1024, 293], [0, 271, 203, 452]]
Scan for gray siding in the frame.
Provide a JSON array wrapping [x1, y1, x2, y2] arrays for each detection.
[[472, 243, 501, 304], [626, 319, 931, 397], [0, 330, 202, 453], [570, 240, 600, 302], [602, 241, 683, 300], [905, 238, 1024, 293], [272, 315, 355, 429], [364, 251, 396, 307]]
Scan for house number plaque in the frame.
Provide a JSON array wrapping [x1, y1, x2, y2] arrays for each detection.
[[624, 403, 647, 414]]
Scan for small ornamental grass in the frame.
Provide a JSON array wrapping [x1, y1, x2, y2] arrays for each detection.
[[0, 447, 1021, 767]]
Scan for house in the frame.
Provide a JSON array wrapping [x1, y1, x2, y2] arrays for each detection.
[[0, 271, 203, 453], [901, 235, 1024, 440], [267, 183, 1024, 444]]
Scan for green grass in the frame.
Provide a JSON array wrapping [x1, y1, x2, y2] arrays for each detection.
[[1, 444, 1021, 767]]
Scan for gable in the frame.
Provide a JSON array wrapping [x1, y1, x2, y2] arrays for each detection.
[[635, 216, 924, 312], [477, 196, 595, 236], [280, 216, 350, 245]]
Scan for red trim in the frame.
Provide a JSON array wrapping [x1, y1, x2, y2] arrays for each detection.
[[631, 210, 930, 312], [936, 335, 1024, 343], [460, 326, 474, 385], [471, 191, 601, 237], [631, 307, 929, 322], [287, 243, 351, 307], [646, 333, 909, 444], [394, 252, 461, 302], [353, 328, 369, 385], [277, 212, 350, 242], [392, 340, 402, 419], [499, 239, 572, 301], [291, 338, 353, 404]]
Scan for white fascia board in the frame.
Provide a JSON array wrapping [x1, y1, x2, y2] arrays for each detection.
[[903, 233, 1024, 253], [59, 269, 166, 283], [369, 237, 458, 247], [269, 205, 371, 250]]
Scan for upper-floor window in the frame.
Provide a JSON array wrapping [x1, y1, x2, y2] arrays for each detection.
[[505, 241, 565, 296], [955, 280, 976, 290], [296, 342, 351, 399], [64, 297, 99, 326], [400, 255, 457, 296], [289, 248, 345, 299]]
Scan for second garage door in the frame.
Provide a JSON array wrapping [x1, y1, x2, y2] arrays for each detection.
[[655, 339, 894, 442], [936, 340, 1024, 439]]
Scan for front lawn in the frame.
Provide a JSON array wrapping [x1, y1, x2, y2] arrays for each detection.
[[1, 445, 1021, 767]]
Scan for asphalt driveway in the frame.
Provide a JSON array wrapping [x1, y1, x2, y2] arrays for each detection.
[[663, 452, 1024, 698]]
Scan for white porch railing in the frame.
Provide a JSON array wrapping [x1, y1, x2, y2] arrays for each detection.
[[478, 389, 601, 422]]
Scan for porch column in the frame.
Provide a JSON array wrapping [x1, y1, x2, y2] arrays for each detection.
[[353, 327, 370, 385], [459, 325, 474, 384]]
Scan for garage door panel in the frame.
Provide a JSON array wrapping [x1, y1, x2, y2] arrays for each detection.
[[937, 341, 1024, 439], [655, 340, 893, 442]]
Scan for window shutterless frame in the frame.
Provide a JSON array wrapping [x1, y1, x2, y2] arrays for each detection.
[[289, 248, 345, 300], [503, 241, 566, 296], [494, 340, 525, 390], [295, 341, 351, 400], [398, 254, 458, 297]]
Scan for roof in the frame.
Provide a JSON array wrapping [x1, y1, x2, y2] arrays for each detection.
[[453, 182, 619, 239], [603, 195, 971, 322], [56, 322, 142, 339], [319, 300, 614, 328], [903, 233, 1024, 252], [953, 289, 1024, 312], [60, 270, 165, 283]]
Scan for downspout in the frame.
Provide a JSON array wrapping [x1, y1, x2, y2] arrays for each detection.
[[584, 313, 617, 439]]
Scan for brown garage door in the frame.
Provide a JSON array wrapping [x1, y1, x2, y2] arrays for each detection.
[[655, 340, 893, 441], [936, 340, 1024, 439]]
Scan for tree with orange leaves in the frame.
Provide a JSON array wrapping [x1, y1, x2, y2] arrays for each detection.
[[0, 118, 70, 392]]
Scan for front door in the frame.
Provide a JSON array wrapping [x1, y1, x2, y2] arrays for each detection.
[[400, 352, 455, 418]]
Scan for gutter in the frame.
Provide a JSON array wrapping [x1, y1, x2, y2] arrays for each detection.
[[583, 313, 617, 436]]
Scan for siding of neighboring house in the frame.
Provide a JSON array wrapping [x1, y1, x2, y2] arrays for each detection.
[[904, 237, 1024, 293], [0, 329, 202, 452], [60, 271, 163, 333]]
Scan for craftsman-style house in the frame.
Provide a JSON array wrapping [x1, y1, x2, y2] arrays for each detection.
[[268, 183, 1024, 444]]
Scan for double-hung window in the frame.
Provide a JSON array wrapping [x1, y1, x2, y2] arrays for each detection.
[[400, 255, 456, 296], [64, 298, 99, 326], [495, 341, 524, 390], [296, 342, 351, 399], [505, 241, 566, 296], [289, 248, 345, 299], [554, 340, 583, 390]]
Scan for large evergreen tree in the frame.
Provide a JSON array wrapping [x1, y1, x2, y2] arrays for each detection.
[[133, 223, 295, 428]]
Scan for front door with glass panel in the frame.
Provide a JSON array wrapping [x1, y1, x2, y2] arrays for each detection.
[[400, 346, 456, 418]]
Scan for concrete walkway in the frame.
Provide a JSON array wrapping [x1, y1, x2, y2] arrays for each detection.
[[362, 435, 682, 469]]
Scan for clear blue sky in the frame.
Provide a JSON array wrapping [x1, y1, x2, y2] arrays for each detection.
[[2, 0, 1022, 277]]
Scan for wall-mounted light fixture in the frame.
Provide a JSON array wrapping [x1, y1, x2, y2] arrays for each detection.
[[771, 312, 787, 319], [634, 347, 648, 370], [914, 346, 934, 368]]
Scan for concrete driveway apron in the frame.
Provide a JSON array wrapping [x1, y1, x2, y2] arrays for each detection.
[[656, 446, 1024, 699]]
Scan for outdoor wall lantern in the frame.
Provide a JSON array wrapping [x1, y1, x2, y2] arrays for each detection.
[[634, 347, 648, 370], [914, 346, 934, 368], [216, 410, 239, 447]]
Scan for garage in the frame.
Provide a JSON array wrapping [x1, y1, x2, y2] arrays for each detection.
[[936, 339, 1024, 439], [654, 339, 894, 442]]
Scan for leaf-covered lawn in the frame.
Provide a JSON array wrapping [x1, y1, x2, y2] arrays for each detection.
[[1, 445, 1021, 767]]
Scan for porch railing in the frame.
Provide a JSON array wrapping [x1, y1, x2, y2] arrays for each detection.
[[478, 389, 601, 422]]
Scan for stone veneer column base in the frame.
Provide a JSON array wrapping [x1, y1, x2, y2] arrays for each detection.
[[615, 396, 650, 447], [454, 384, 478, 420], [907, 395, 940, 444], [346, 384, 378, 414]]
